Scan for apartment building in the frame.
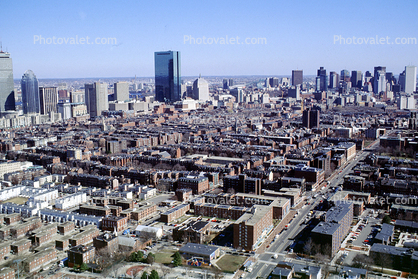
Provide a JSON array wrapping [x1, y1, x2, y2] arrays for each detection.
[[161, 203, 190, 223], [178, 176, 209, 194], [11, 239, 31, 255], [68, 245, 96, 268], [131, 203, 157, 221], [233, 205, 274, 251], [69, 228, 100, 247], [311, 202, 354, 256], [101, 216, 128, 232], [58, 221, 75, 235], [0, 267, 14, 279], [23, 247, 57, 273]]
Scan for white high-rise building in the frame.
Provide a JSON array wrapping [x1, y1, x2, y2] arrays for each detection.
[[402, 66, 417, 94], [192, 77, 209, 101], [398, 95, 415, 110], [114, 82, 130, 101], [374, 70, 386, 94]]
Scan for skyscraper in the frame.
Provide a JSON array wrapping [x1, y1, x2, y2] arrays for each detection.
[[21, 70, 40, 114], [85, 82, 108, 118], [302, 108, 320, 129], [192, 77, 209, 101], [114, 82, 130, 102], [329, 71, 338, 89], [222, 79, 229, 90], [351, 71, 362, 88], [292, 70, 303, 86], [374, 70, 386, 95], [316, 67, 328, 91], [39, 87, 58, 115], [0, 51, 15, 113], [154, 51, 181, 103], [400, 66, 417, 94], [340, 69, 350, 82]]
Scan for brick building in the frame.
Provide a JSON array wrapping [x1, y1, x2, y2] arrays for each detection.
[[178, 176, 209, 194], [173, 220, 211, 244], [23, 247, 57, 273], [58, 221, 75, 235], [69, 228, 100, 247], [68, 245, 96, 268], [131, 203, 157, 221], [11, 239, 31, 255], [161, 203, 190, 223], [101, 216, 128, 232], [233, 205, 274, 251]]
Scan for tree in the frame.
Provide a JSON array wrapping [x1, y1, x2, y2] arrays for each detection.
[[382, 215, 392, 224], [149, 270, 159, 279], [352, 254, 374, 270], [141, 271, 149, 279], [80, 263, 89, 272], [146, 252, 155, 265], [172, 251, 182, 267]]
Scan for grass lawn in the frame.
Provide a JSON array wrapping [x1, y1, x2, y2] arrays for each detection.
[[154, 252, 174, 264], [216, 255, 247, 273], [2, 197, 28, 204]]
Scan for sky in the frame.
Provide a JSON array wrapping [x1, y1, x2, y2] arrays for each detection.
[[1, 0, 418, 79]]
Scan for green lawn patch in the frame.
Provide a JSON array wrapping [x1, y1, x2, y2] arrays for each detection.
[[216, 255, 247, 273]]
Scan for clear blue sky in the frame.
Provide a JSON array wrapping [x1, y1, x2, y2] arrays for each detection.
[[2, 0, 418, 78]]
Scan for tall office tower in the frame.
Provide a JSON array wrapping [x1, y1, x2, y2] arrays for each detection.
[[302, 108, 320, 128], [316, 67, 328, 91], [329, 71, 338, 89], [400, 66, 417, 94], [192, 77, 209, 101], [292, 70, 303, 86], [374, 70, 386, 95], [154, 51, 181, 103], [21, 70, 40, 114], [374, 66, 386, 78], [222, 79, 229, 90], [0, 51, 15, 113], [271, 77, 279, 87], [229, 78, 234, 87], [351, 71, 362, 88], [265, 77, 272, 87], [340, 69, 350, 82], [288, 85, 300, 100], [84, 82, 109, 118], [39, 87, 58, 115], [114, 82, 130, 101]]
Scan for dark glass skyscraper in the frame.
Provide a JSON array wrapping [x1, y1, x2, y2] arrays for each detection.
[[292, 70, 303, 86], [21, 70, 40, 114], [154, 51, 181, 103], [0, 51, 16, 113]]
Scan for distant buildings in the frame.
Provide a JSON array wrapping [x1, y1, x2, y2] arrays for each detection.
[[292, 70, 303, 86], [155, 51, 181, 103], [329, 71, 338, 89], [373, 66, 386, 95], [39, 87, 58, 115], [21, 70, 40, 114], [0, 51, 15, 113], [85, 82, 109, 118]]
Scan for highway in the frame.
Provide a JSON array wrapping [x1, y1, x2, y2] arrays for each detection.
[[245, 141, 378, 279]]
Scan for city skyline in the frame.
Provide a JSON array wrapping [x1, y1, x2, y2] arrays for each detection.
[[1, 1, 417, 78]]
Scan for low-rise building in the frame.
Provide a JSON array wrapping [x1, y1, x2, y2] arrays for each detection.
[[23, 247, 57, 273], [161, 203, 190, 223], [68, 245, 96, 268], [179, 243, 220, 263]]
